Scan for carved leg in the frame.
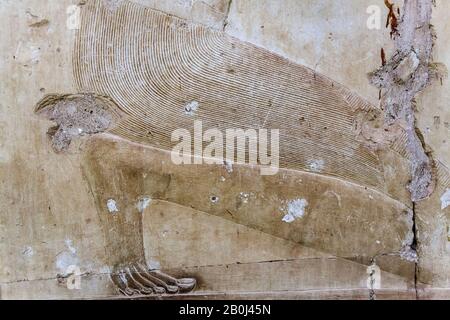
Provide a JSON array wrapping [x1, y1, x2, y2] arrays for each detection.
[[82, 146, 196, 296]]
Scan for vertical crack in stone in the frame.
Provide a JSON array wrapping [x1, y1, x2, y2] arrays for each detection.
[[370, 0, 445, 202], [412, 202, 419, 299], [370, 0, 447, 298]]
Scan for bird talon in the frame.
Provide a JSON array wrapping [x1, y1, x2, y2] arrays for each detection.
[[110, 263, 196, 296]]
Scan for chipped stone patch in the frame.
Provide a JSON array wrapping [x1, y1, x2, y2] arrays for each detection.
[[136, 196, 152, 213], [281, 198, 308, 223], [210, 195, 220, 204], [307, 159, 325, 173], [26, 9, 50, 28], [237, 192, 255, 208], [368, 0, 443, 202], [184, 101, 199, 116], [107, 199, 119, 213], [28, 19, 49, 28], [224, 159, 233, 173], [282, 214, 296, 224], [239, 192, 250, 204], [22, 246, 34, 258], [34, 93, 124, 153], [399, 244, 418, 263]]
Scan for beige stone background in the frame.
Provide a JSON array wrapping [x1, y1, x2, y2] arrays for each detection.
[[0, 0, 448, 299]]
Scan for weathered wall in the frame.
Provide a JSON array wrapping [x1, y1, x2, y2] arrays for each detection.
[[0, 0, 448, 299]]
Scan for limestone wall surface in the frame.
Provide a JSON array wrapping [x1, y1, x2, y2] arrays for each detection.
[[0, 0, 448, 299]]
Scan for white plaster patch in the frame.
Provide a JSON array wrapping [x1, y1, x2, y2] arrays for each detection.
[[307, 159, 325, 173], [239, 192, 250, 204], [281, 199, 308, 223], [136, 196, 152, 213], [282, 214, 296, 224], [65, 239, 77, 254], [55, 251, 79, 275], [441, 189, 450, 210], [184, 101, 199, 115], [224, 160, 233, 173], [22, 246, 34, 258], [107, 199, 119, 213]]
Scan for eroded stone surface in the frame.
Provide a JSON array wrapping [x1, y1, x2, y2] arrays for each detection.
[[35, 93, 124, 153], [369, 0, 440, 202]]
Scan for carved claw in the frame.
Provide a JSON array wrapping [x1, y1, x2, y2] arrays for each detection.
[[133, 264, 179, 294], [146, 268, 196, 292], [110, 263, 196, 296], [110, 270, 139, 296]]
